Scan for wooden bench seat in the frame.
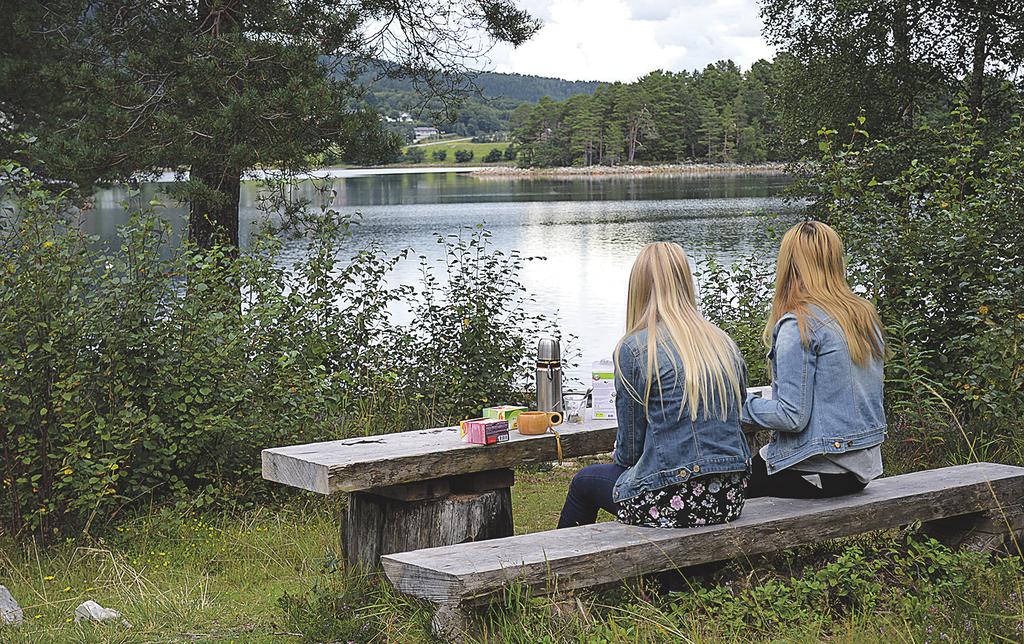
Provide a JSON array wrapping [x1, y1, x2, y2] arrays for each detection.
[[382, 462, 1024, 634]]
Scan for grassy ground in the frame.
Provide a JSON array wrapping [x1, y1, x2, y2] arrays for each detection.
[[0, 466, 574, 642], [401, 140, 511, 165], [1, 465, 1022, 643]]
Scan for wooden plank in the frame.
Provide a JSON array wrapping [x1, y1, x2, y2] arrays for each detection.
[[369, 478, 453, 503], [380, 463, 1024, 606], [262, 416, 617, 495], [450, 469, 516, 494], [366, 469, 515, 502], [263, 386, 772, 495]]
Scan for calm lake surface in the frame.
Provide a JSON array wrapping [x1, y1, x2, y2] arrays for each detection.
[[88, 168, 802, 384]]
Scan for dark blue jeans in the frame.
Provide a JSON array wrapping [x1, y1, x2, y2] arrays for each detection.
[[557, 463, 626, 528]]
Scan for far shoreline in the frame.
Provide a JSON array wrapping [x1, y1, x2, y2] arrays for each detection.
[[470, 162, 789, 179]]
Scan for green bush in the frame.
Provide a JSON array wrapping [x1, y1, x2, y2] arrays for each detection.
[[803, 110, 1024, 466], [431, 149, 447, 162], [696, 254, 776, 387], [402, 147, 425, 163], [454, 149, 475, 163], [484, 148, 504, 163], [406, 228, 547, 416], [699, 111, 1024, 470], [0, 163, 548, 541]]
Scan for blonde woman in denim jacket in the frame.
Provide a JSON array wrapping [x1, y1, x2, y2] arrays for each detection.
[[743, 220, 887, 498], [558, 242, 751, 529]]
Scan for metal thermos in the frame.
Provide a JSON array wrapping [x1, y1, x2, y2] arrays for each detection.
[[535, 338, 564, 415]]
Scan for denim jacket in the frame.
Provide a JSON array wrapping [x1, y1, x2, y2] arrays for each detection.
[[742, 305, 887, 473], [611, 329, 751, 503]]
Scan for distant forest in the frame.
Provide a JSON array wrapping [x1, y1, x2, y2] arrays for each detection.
[[510, 60, 784, 166], [360, 60, 789, 165]]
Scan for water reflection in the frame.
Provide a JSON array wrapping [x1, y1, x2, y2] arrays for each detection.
[[85, 170, 801, 382]]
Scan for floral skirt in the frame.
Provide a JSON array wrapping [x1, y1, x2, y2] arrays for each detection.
[[616, 470, 750, 528]]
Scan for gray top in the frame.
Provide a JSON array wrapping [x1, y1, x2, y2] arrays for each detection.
[[761, 444, 883, 484]]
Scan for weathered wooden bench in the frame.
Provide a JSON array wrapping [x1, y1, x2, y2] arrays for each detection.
[[261, 414, 618, 568], [381, 462, 1024, 637]]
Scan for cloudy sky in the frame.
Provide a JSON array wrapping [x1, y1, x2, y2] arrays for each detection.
[[487, 0, 774, 82]]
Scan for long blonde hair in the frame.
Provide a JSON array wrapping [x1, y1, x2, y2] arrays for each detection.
[[766, 221, 885, 365], [616, 242, 744, 421]]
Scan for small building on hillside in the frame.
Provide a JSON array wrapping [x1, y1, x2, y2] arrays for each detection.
[[413, 126, 440, 141]]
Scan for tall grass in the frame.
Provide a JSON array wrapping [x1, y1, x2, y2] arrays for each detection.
[[2, 469, 1021, 643]]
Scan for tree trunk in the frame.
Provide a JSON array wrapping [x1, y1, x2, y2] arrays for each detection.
[[969, 10, 990, 117], [188, 161, 241, 249], [627, 121, 638, 162], [1, 423, 22, 537], [191, 0, 243, 250], [342, 469, 515, 571], [892, 2, 914, 125]]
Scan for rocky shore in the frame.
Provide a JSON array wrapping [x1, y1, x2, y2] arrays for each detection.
[[471, 162, 789, 179]]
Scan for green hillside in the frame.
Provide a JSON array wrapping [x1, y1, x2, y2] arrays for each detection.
[[358, 67, 602, 140]]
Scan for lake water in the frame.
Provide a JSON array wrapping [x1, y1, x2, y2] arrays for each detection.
[[87, 168, 802, 384]]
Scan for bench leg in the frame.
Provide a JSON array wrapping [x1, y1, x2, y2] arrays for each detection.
[[921, 506, 1024, 554], [342, 469, 515, 570], [431, 604, 474, 642]]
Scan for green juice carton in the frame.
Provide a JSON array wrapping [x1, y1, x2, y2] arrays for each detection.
[[483, 405, 528, 430], [592, 360, 616, 419]]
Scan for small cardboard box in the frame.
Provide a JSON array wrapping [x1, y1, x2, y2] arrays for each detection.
[[483, 405, 528, 430], [459, 418, 510, 445], [592, 359, 616, 420], [459, 417, 488, 441]]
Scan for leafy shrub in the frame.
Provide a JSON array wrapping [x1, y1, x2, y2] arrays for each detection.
[[0, 163, 548, 541], [402, 147, 425, 163], [802, 110, 1024, 466], [404, 227, 548, 417], [454, 149, 474, 163], [484, 148, 503, 163], [653, 535, 1019, 638], [504, 144, 518, 161], [696, 254, 776, 386], [431, 149, 447, 162]]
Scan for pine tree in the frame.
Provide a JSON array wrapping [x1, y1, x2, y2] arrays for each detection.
[[0, 0, 539, 248]]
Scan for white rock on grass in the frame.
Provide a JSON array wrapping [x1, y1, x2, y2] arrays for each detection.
[[73, 600, 131, 627], [0, 585, 24, 626]]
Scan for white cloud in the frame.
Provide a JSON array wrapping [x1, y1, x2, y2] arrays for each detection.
[[487, 0, 774, 82]]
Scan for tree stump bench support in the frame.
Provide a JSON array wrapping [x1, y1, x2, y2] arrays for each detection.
[[381, 462, 1024, 640], [922, 504, 1024, 554], [342, 469, 516, 570]]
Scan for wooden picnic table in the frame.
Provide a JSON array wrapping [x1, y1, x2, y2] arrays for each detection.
[[262, 413, 618, 568], [261, 386, 772, 569]]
